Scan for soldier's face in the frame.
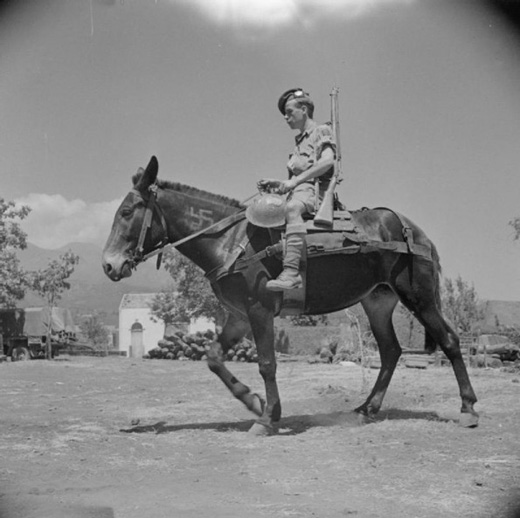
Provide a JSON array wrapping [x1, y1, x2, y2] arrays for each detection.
[[283, 100, 306, 131]]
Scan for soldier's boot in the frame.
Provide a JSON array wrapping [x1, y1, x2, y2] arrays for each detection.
[[266, 223, 306, 291]]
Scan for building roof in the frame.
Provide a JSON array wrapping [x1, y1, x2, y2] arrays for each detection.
[[119, 293, 157, 310]]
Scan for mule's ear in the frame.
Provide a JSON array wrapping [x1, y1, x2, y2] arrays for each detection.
[[134, 156, 158, 191], [132, 168, 145, 187]]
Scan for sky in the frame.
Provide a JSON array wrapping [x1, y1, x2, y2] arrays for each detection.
[[1, 0, 520, 301]]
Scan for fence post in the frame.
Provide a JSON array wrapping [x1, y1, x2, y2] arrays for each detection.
[[460, 333, 472, 368]]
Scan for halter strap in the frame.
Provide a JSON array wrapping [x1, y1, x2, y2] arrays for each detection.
[[131, 184, 169, 266]]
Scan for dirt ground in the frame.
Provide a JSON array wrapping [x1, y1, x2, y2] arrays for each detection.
[[0, 356, 519, 518]]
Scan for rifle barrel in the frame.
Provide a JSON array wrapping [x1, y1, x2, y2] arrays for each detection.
[[330, 87, 342, 177]]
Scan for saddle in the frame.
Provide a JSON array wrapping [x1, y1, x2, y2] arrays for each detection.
[[206, 207, 433, 317], [280, 210, 360, 315], [274, 208, 432, 316]]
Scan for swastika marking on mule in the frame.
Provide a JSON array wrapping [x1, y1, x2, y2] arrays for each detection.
[[188, 207, 215, 230]]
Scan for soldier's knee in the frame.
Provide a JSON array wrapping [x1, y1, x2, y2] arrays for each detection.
[[286, 199, 304, 213], [286, 201, 306, 223]]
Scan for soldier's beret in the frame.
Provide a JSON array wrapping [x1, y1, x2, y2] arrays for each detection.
[[277, 88, 313, 114]]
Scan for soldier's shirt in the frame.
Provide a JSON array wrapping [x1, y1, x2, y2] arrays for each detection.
[[286, 120, 336, 213], [287, 120, 336, 180]]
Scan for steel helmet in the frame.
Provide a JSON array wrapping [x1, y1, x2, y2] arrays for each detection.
[[246, 194, 286, 228]]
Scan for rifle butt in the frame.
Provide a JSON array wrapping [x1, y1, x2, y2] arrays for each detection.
[[314, 189, 335, 227]]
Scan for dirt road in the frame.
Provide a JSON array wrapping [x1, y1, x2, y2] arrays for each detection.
[[0, 357, 519, 518]]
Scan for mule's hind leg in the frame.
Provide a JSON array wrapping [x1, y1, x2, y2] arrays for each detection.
[[206, 312, 264, 417], [355, 285, 401, 419], [395, 272, 479, 427], [405, 302, 478, 427]]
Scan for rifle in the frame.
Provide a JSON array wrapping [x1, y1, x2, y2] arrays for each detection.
[[314, 86, 343, 227]]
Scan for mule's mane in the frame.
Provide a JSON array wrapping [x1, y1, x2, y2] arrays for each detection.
[[132, 173, 243, 209], [159, 179, 244, 208]]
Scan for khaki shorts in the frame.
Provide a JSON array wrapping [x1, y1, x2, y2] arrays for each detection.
[[287, 182, 316, 214]]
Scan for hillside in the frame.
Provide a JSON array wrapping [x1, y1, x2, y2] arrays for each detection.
[[18, 242, 173, 326], [15, 243, 520, 333], [480, 300, 520, 330]]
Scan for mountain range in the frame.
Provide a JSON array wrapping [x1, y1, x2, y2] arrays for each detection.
[[18, 242, 173, 326], [17, 242, 520, 332]]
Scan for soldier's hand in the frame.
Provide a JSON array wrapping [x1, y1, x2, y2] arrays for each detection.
[[257, 179, 283, 194]]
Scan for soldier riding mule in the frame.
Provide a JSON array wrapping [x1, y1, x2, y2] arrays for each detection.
[[102, 156, 478, 435]]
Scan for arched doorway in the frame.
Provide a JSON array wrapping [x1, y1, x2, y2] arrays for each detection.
[[130, 321, 144, 358]]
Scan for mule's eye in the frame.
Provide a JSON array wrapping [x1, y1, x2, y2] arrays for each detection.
[[120, 208, 133, 218]]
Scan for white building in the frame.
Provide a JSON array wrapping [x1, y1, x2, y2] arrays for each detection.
[[118, 294, 215, 358]]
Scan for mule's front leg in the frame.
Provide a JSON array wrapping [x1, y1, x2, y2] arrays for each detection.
[[206, 312, 265, 417], [207, 341, 264, 416], [247, 303, 280, 436]]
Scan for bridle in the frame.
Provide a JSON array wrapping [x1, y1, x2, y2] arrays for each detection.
[[131, 183, 169, 269]]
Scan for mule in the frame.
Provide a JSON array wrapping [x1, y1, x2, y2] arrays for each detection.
[[102, 156, 478, 434]]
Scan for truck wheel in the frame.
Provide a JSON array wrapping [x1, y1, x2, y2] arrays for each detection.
[[12, 346, 31, 362]]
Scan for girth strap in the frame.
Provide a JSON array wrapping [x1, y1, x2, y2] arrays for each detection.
[[306, 240, 431, 260], [235, 242, 284, 268]]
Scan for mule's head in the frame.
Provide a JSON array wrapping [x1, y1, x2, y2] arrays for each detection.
[[102, 156, 162, 281]]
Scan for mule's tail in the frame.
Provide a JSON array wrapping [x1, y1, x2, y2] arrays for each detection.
[[424, 242, 442, 354]]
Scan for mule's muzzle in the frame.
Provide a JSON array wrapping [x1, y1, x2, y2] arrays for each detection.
[[102, 255, 133, 282]]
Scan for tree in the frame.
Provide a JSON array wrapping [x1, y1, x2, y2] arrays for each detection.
[[30, 250, 79, 306], [397, 302, 417, 349], [149, 289, 187, 328], [509, 217, 520, 240], [29, 250, 80, 358], [0, 198, 31, 307], [441, 275, 484, 334], [149, 249, 226, 332], [80, 313, 110, 349]]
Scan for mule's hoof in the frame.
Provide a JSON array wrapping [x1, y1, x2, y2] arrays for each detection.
[[355, 412, 372, 426], [248, 422, 275, 436], [246, 393, 265, 417], [459, 412, 479, 428], [353, 406, 375, 425]]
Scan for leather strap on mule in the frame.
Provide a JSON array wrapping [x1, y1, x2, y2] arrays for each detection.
[[370, 207, 430, 259], [205, 240, 284, 284], [129, 185, 259, 269], [130, 182, 249, 268], [132, 184, 169, 267], [306, 240, 431, 260], [136, 206, 248, 266]]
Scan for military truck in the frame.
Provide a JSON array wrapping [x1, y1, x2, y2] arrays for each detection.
[[0, 307, 78, 361]]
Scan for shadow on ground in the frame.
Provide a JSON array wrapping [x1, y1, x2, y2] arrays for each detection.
[[121, 408, 450, 436], [0, 496, 114, 518]]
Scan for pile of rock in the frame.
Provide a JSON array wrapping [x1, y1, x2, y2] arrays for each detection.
[[311, 339, 361, 364], [146, 330, 258, 362]]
